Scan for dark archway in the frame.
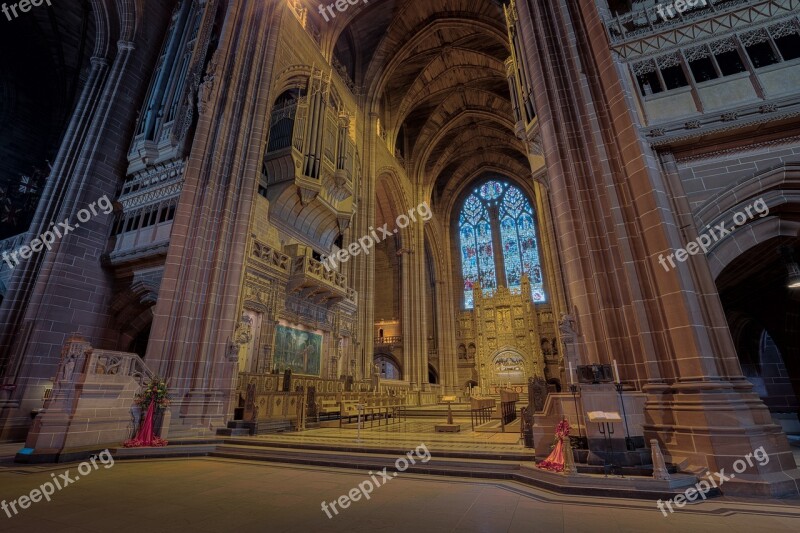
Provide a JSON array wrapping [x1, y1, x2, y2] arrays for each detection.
[[428, 364, 439, 385], [129, 324, 151, 359], [718, 238, 800, 417]]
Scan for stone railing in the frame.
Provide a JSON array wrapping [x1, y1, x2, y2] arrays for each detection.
[[605, 0, 767, 43], [252, 240, 292, 274], [375, 335, 402, 346], [292, 255, 347, 289], [287, 0, 321, 44], [331, 55, 359, 96], [84, 349, 154, 388], [346, 287, 357, 304], [289, 255, 358, 307]]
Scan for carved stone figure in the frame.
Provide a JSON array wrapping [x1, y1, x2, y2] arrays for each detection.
[[541, 338, 552, 356], [558, 313, 577, 337], [226, 341, 239, 362], [197, 51, 219, 115], [61, 353, 77, 382], [234, 315, 253, 346]]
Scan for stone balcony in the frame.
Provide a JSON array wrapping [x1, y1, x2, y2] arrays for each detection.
[[375, 335, 403, 347], [287, 255, 357, 308], [605, 0, 797, 56], [250, 240, 292, 277]]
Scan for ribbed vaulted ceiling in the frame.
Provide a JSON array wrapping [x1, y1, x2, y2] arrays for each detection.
[[307, 0, 532, 204]]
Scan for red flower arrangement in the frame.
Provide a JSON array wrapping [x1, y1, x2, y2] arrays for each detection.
[[133, 378, 171, 410], [123, 377, 170, 448]]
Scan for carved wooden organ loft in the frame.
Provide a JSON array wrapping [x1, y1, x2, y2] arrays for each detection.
[[262, 68, 358, 254]]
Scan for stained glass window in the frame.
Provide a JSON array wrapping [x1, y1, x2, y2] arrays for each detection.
[[459, 193, 496, 308], [460, 224, 479, 308], [479, 181, 503, 201], [459, 180, 546, 308], [476, 220, 496, 293]]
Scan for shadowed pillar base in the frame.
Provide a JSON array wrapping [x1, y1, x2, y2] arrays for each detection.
[[166, 389, 231, 437], [644, 379, 800, 497]]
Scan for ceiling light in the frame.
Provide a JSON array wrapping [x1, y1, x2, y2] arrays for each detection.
[[780, 246, 800, 289]]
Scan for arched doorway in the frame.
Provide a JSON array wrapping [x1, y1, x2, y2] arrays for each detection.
[[716, 238, 800, 425], [374, 354, 402, 380], [428, 364, 439, 385]]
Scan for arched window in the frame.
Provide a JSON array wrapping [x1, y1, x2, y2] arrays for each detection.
[[458, 180, 546, 308]]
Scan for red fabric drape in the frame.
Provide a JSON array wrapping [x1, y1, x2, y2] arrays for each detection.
[[123, 400, 168, 448], [537, 419, 570, 472]]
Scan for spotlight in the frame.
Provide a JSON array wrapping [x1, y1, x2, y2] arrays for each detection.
[[779, 246, 800, 289]]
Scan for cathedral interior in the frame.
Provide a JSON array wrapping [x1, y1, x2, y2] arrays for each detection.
[[1, 0, 800, 531]]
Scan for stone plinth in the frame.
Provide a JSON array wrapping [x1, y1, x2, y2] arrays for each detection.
[[644, 380, 800, 497], [18, 337, 164, 463]]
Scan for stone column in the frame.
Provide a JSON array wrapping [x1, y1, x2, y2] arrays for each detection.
[[0, 0, 173, 438], [352, 112, 379, 384], [514, 0, 799, 495], [434, 279, 459, 394], [399, 214, 430, 392], [145, 1, 283, 436]]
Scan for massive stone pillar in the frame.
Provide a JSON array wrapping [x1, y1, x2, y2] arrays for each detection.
[[434, 277, 459, 394], [352, 113, 380, 383], [514, 0, 799, 495], [144, 1, 283, 436], [0, 2, 172, 440]]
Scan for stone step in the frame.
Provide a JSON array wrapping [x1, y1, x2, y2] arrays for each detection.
[[205, 443, 704, 501], [226, 420, 255, 430], [216, 428, 251, 437], [255, 419, 294, 435], [105, 438, 707, 501], [212, 444, 522, 473], [212, 436, 535, 462]]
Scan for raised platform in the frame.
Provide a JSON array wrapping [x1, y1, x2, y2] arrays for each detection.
[[104, 435, 705, 501]]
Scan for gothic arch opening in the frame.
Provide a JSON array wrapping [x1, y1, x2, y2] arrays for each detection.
[[717, 237, 800, 419], [374, 353, 402, 380]]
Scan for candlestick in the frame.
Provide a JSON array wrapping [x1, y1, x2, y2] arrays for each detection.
[[568, 362, 574, 384], [612, 359, 620, 384]]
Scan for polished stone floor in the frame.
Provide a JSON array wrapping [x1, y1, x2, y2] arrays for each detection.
[[1, 457, 799, 533]]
